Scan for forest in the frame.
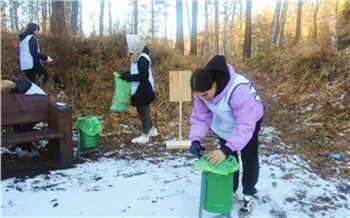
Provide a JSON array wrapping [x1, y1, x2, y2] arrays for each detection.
[[1, 0, 350, 181]]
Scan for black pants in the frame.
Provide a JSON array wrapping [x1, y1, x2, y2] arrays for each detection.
[[218, 118, 262, 196], [25, 64, 49, 86], [136, 105, 153, 134]]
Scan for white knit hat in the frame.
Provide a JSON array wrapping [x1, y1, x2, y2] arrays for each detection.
[[126, 35, 141, 53]]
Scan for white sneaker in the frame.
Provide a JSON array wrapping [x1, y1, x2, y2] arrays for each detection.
[[238, 195, 255, 218], [131, 135, 149, 144], [149, 128, 158, 137]]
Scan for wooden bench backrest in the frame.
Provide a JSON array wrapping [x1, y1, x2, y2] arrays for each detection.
[[1, 94, 52, 126]]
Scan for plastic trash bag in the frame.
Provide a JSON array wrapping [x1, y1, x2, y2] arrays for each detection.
[[110, 71, 130, 112], [191, 155, 240, 175], [74, 116, 103, 136]]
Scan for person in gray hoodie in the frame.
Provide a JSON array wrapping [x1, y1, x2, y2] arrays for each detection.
[[19, 23, 54, 87], [189, 55, 264, 218]]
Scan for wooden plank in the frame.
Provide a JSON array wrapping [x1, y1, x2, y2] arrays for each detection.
[[169, 71, 192, 102], [166, 140, 191, 149], [1, 94, 51, 126], [1, 129, 64, 146]]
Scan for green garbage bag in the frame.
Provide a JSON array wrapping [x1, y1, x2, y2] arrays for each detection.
[[74, 116, 103, 136], [191, 155, 240, 175], [110, 71, 130, 112]]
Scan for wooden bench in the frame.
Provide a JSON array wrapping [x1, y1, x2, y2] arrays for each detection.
[[1, 94, 73, 168]]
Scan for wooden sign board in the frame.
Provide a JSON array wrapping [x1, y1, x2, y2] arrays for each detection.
[[169, 71, 192, 102]]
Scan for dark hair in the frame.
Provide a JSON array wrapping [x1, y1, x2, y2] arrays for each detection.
[[190, 68, 214, 92], [26, 23, 40, 34]]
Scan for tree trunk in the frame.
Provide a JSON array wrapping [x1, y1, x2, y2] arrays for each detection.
[[203, 0, 210, 56], [269, 0, 281, 47], [332, 0, 339, 51], [276, 0, 288, 47], [312, 0, 322, 45], [151, 0, 155, 42], [176, 0, 184, 54], [243, 0, 252, 58], [227, 0, 237, 58], [133, 0, 138, 34], [99, 0, 105, 36], [215, 0, 219, 55], [71, 0, 79, 35], [237, 0, 243, 60], [108, 0, 112, 34], [185, 0, 191, 42], [190, 0, 198, 56], [295, 0, 303, 45], [164, 2, 168, 44], [41, 0, 48, 33], [51, 1, 65, 35]]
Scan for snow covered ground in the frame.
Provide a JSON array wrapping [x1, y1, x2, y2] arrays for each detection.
[[1, 126, 349, 218]]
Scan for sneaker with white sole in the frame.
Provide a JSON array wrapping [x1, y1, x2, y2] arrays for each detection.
[[131, 135, 149, 144], [148, 128, 158, 137], [233, 192, 239, 204], [238, 195, 255, 218]]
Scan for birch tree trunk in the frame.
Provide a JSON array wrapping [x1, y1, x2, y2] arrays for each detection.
[[269, 0, 281, 47], [243, 0, 252, 58], [332, 0, 339, 51], [276, 0, 288, 47], [176, 0, 184, 54], [190, 0, 198, 56], [295, 0, 303, 45]]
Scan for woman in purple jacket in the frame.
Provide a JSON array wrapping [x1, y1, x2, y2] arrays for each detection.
[[189, 55, 264, 218]]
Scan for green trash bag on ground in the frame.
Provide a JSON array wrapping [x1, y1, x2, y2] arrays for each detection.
[[74, 116, 103, 136], [191, 155, 240, 175], [110, 71, 130, 112]]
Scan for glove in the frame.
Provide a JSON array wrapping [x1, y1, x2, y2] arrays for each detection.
[[46, 56, 53, 63], [119, 73, 129, 81], [190, 141, 206, 159]]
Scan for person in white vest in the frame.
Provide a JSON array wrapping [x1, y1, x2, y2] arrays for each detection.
[[189, 55, 264, 218], [19, 23, 54, 87], [119, 35, 158, 144]]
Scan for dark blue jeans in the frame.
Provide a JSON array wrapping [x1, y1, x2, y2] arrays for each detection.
[[218, 118, 262, 196], [136, 105, 154, 134]]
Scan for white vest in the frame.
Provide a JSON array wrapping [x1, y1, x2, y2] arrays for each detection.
[[130, 53, 155, 95], [25, 82, 46, 95], [205, 74, 261, 139], [19, 35, 41, 70]]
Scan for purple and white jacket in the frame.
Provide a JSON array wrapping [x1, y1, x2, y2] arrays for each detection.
[[189, 64, 264, 152]]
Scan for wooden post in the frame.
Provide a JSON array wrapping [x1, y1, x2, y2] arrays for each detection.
[[166, 71, 192, 149]]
